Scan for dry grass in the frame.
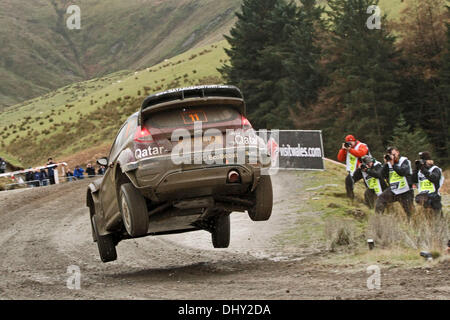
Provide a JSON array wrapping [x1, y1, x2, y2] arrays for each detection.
[[367, 208, 449, 253], [440, 169, 450, 194], [324, 218, 357, 251]]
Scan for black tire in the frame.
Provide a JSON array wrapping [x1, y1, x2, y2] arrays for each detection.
[[212, 214, 230, 248], [119, 183, 149, 237], [248, 175, 273, 221], [91, 215, 117, 263]]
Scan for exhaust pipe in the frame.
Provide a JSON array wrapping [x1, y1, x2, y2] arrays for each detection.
[[227, 170, 240, 183]]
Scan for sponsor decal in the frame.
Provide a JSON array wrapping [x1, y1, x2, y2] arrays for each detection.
[[135, 146, 165, 160]]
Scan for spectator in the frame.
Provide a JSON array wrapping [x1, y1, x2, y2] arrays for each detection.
[[73, 166, 85, 180], [0, 157, 6, 174], [97, 166, 106, 176], [33, 170, 41, 187], [25, 169, 34, 187], [40, 169, 48, 186], [66, 168, 74, 182], [46, 158, 58, 185], [86, 163, 96, 178]]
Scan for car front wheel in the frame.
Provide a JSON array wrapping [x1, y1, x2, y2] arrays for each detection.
[[212, 214, 230, 248], [248, 175, 273, 221]]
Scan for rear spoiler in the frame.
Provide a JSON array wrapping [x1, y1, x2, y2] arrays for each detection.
[[140, 85, 245, 121]]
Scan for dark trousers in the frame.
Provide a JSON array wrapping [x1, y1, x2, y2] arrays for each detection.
[[364, 189, 378, 209], [415, 192, 443, 217], [375, 188, 415, 219], [49, 175, 56, 185], [345, 169, 363, 199]]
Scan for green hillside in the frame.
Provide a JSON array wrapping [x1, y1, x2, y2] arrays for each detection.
[[0, 0, 241, 109], [0, 41, 230, 166]]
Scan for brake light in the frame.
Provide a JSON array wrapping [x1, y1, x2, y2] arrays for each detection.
[[134, 125, 154, 143], [241, 115, 252, 130]]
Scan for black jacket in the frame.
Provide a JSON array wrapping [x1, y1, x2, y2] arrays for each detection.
[[86, 167, 96, 177], [381, 157, 413, 188], [412, 165, 442, 193], [366, 163, 389, 190]]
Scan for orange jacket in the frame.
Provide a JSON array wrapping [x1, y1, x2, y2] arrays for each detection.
[[337, 141, 369, 163]]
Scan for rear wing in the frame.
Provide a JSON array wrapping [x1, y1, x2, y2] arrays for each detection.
[[139, 85, 245, 123]]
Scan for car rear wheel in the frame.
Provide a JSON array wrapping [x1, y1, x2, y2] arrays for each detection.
[[92, 215, 117, 263], [248, 175, 273, 221], [119, 183, 149, 237], [212, 214, 230, 248]]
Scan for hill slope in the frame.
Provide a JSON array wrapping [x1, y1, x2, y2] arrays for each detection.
[[0, 0, 410, 110], [0, 41, 230, 166], [0, 0, 241, 109]]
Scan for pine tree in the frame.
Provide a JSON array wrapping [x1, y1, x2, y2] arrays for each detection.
[[436, 6, 450, 165], [219, 0, 323, 129], [388, 114, 433, 163], [282, 0, 325, 111], [395, 0, 448, 165], [304, 0, 401, 158], [219, 0, 288, 129]]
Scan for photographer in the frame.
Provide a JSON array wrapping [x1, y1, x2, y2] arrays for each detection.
[[337, 135, 369, 199], [375, 147, 415, 220], [360, 156, 388, 209], [46, 157, 58, 185], [412, 152, 444, 217]]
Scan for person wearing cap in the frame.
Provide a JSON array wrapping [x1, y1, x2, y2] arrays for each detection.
[[412, 152, 444, 217], [337, 135, 370, 199], [360, 156, 388, 209], [376, 147, 415, 219]]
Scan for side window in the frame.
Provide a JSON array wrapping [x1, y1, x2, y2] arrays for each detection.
[[109, 123, 128, 161], [123, 117, 137, 145], [109, 117, 137, 161]]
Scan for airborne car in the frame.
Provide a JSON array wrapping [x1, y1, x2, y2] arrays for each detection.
[[86, 85, 273, 262]]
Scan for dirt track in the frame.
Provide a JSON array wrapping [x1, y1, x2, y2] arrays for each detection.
[[0, 172, 448, 300]]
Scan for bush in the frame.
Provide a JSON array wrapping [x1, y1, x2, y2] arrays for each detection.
[[325, 218, 356, 251], [367, 210, 449, 251]]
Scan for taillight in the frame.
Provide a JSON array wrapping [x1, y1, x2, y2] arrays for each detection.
[[134, 125, 154, 143], [242, 115, 252, 130]]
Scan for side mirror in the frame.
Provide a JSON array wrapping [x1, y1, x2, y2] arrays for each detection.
[[97, 157, 108, 167]]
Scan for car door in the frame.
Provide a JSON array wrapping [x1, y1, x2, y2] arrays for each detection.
[[100, 121, 129, 224]]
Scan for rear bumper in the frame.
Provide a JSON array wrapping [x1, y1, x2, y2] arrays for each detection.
[[123, 148, 269, 202]]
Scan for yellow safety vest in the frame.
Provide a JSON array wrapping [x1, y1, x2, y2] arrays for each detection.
[[418, 166, 444, 195], [362, 162, 383, 196], [346, 142, 367, 176], [388, 157, 411, 195]]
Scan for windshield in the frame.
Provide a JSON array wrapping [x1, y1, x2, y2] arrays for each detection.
[[144, 105, 240, 129]]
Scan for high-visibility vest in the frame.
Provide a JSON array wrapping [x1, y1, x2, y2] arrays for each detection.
[[418, 166, 444, 196], [346, 142, 368, 176], [388, 157, 411, 195], [362, 161, 383, 196]]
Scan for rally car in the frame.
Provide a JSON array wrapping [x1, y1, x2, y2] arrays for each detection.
[[86, 85, 273, 262]]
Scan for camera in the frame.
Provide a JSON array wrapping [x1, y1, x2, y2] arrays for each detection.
[[384, 154, 392, 161], [344, 142, 352, 148], [415, 159, 426, 169], [360, 163, 368, 171]]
